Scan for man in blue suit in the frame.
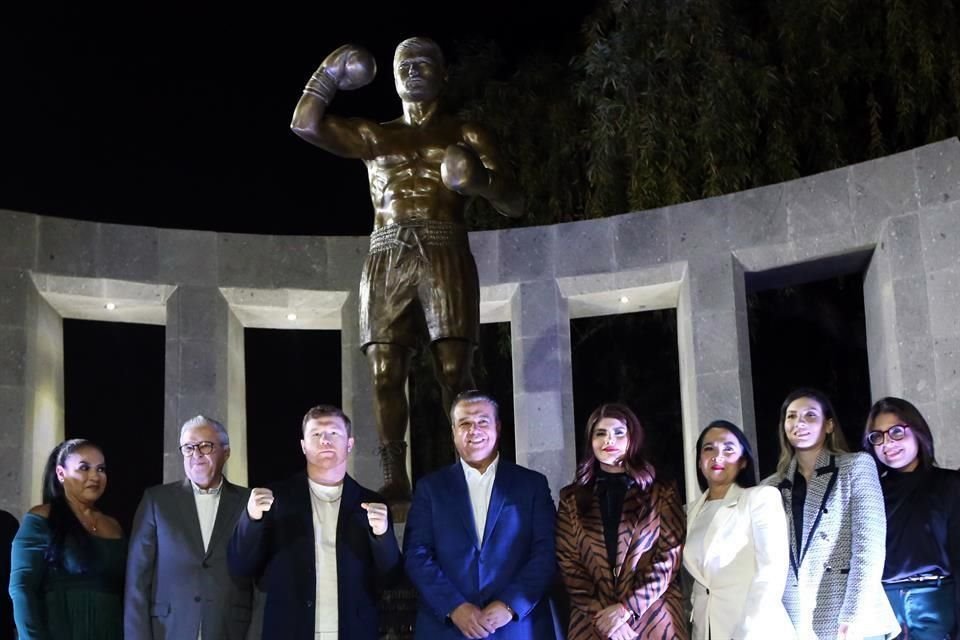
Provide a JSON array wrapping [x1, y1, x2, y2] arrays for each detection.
[[404, 390, 557, 639]]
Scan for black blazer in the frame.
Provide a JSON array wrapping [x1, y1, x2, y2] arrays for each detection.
[[228, 472, 402, 640]]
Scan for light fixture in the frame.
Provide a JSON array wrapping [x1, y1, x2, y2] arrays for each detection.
[[105, 302, 116, 310], [287, 313, 297, 321], [619, 295, 629, 304]]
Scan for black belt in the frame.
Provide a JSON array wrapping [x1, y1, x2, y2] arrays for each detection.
[[885, 574, 953, 586]]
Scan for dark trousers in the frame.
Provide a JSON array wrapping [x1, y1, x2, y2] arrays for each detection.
[[884, 578, 956, 640]]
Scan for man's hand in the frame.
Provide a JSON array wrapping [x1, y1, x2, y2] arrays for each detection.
[[246, 488, 274, 520], [441, 143, 489, 195], [321, 44, 377, 90], [593, 603, 631, 637], [479, 600, 513, 631], [449, 602, 494, 639], [360, 502, 389, 536]]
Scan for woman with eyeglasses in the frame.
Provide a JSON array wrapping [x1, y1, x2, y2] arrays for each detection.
[[864, 397, 960, 639], [684, 420, 795, 640], [9, 439, 125, 639], [764, 388, 899, 640]]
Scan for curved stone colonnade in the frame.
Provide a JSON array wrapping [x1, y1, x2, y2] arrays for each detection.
[[2, 139, 959, 514]]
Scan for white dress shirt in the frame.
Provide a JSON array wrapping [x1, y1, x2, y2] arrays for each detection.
[[460, 455, 499, 547], [308, 479, 342, 638], [191, 479, 223, 640]]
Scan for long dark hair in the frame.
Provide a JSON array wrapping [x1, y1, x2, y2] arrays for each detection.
[[694, 420, 757, 491], [864, 396, 937, 470], [775, 387, 850, 476], [573, 403, 655, 513], [42, 439, 101, 570]]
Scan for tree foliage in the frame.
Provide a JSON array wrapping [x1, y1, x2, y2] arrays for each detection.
[[451, 0, 960, 227]]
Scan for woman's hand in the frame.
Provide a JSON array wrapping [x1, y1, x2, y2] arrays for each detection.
[[593, 603, 631, 637], [609, 624, 639, 639], [836, 622, 850, 640]]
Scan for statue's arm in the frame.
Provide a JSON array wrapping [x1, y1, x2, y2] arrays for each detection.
[[442, 123, 524, 218], [289, 45, 377, 159]]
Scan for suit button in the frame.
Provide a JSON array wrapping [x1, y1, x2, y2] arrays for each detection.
[[194, 596, 202, 602], [705, 588, 710, 594], [201, 561, 209, 568], [306, 601, 313, 608]]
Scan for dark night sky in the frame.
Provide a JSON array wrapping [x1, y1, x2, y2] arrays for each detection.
[[1, 1, 594, 235]]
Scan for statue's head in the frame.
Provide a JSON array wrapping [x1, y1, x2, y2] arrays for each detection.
[[393, 37, 446, 104]]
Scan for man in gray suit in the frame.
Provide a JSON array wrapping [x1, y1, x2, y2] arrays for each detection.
[[125, 415, 253, 639]]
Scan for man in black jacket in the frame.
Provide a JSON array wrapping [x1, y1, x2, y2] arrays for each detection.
[[229, 405, 402, 640]]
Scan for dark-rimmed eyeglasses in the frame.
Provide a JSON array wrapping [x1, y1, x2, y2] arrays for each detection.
[[179, 441, 217, 457], [867, 424, 909, 446]]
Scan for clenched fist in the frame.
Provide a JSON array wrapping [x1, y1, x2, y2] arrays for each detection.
[[247, 487, 275, 520], [361, 502, 389, 536]]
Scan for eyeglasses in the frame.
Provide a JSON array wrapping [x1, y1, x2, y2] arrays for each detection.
[[866, 424, 909, 446], [179, 441, 217, 457]]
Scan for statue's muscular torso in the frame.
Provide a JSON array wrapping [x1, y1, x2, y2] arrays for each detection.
[[360, 116, 472, 229]]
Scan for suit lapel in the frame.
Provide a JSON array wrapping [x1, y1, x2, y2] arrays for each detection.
[[449, 463, 480, 549], [702, 484, 742, 562], [337, 474, 361, 540], [580, 492, 615, 585], [204, 479, 241, 559], [480, 461, 507, 548], [293, 474, 318, 596], [615, 483, 648, 580], [176, 479, 206, 554], [799, 453, 838, 566], [684, 490, 711, 587]]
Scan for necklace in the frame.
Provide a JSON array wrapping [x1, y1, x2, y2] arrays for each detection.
[[76, 510, 98, 533]]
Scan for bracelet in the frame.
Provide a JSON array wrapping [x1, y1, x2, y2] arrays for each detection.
[[303, 68, 338, 103]]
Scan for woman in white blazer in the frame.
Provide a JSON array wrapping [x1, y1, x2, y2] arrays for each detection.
[[684, 419, 795, 640]]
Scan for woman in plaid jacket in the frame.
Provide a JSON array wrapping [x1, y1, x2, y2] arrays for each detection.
[[763, 388, 899, 640]]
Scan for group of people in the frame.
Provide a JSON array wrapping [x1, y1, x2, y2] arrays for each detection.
[[6, 388, 958, 639]]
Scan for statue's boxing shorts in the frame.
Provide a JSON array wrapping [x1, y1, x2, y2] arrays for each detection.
[[359, 220, 479, 351]]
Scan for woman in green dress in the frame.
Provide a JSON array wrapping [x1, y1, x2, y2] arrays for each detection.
[[9, 438, 126, 640]]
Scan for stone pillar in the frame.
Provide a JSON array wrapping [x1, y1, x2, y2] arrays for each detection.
[[920, 204, 960, 467], [1, 271, 65, 514], [510, 280, 576, 501], [864, 211, 959, 466], [1, 212, 65, 514], [677, 254, 756, 498], [340, 290, 379, 489], [165, 286, 247, 485]]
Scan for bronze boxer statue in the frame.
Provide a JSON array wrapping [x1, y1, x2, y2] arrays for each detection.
[[291, 37, 523, 506]]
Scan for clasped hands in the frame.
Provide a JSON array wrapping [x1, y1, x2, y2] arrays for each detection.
[[449, 600, 512, 639], [594, 603, 637, 639]]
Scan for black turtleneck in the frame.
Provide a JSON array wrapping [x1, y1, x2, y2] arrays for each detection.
[[881, 466, 960, 582], [595, 468, 633, 571]]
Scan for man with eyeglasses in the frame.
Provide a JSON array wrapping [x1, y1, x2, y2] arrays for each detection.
[[125, 415, 253, 640]]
